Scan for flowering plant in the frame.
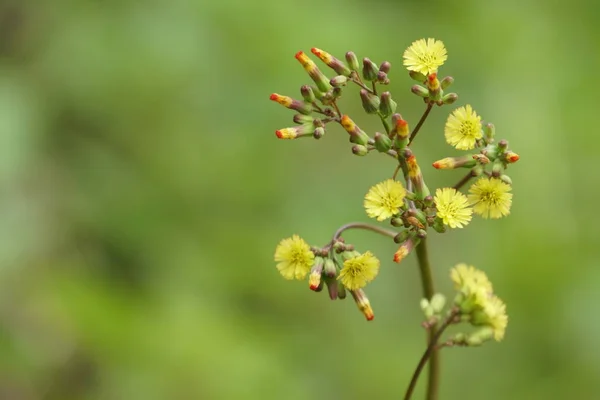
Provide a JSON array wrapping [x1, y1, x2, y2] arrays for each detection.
[[270, 38, 518, 400]]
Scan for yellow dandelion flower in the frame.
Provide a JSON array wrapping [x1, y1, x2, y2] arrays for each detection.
[[364, 179, 406, 221], [451, 263, 493, 293], [468, 177, 513, 219], [338, 251, 380, 290], [434, 188, 473, 228], [403, 38, 448, 76], [484, 295, 508, 341], [444, 105, 482, 150], [274, 235, 315, 280]]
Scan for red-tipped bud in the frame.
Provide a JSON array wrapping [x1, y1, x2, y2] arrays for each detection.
[[350, 289, 374, 321], [393, 118, 410, 139], [311, 48, 352, 76], [275, 124, 314, 139], [341, 115, 370, 145], [308, 257, 325, 291], [295, 51, 332, 93], [270, 93, 312, 115], [393, 237, 417, 264], [505, 151, 520, 163], [432, 156, 476, 170]]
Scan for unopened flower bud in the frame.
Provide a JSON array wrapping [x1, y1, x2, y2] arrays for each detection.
[[330, 75, 348, 87], [393, 230, 410, 244], [484, 123, 495, 143], [465, 327, 494, 346], [426, 73, 441, 100], [416, 229, 427, 239], [379, 92, 397, 117], [270, 93, 312, 115], [423, 195, 434, 208], [391, 217, 404, 228], [352, 144, 368, 156], [441, 93, 458, 105], [332, 87, 342, 99], [337, 280, 347, 299], [440, 76, 454, 90], [377, 71, 389, 85], [500, 174, 513, 185], [360, 89, 380, 114], [432, 156, 476, 170], [406, 155, 430, 199], [482, 144, 499, 160], [293, 114, 314, 124], [433, 217, 446, 233], [504, 151, 519, 163], [311, 48, 351, 76], [275, 124, 314, 139], [309, 257, 325, 291], [323, 258, 337, 278], [313, 126, 325, 139], [325, 277, 338, 300], [430, 293, 446, 313], [492, 160, 504, 177], [498, 139, 508, 150], [379, 61, 391, 73], [300, 85, 316, 103], [341, 115, 370, 145], [411, 84, 429, 98], [472, 154, 490, 164], [362, 57, 378, 81], [374, 131, 392, 152], [350, 289, 374, 321], [345, 51, 360, 71], [295, 51, 332, 93], [393, 237, 418, 264], [409, 70, 427, 83]]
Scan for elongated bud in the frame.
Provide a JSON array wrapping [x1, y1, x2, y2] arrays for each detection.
[[391, 217, 404, 228], [392, 117, 410, 150], [275, 124, 314, 139], [345, 51, 360, 71], [309, 257, 325, 291], [341, 115, 370, 145], [270, 93, 312, 115], [441, 93, 458, 105], [430, 293, 446, 314], [313, 126, 325, 139], [379, 61, 391, 73], [379, 92, 397, 117], [500, 174, 513, 185], [323, 258, 337, 278], [350, 289, 374, 321], [300, 85, 316, 103], [504, 151, 520, 163], [374, 131, 392, 152], [311, 48, 352, 76], [484, 123, 495, 143], [432, 156, 477, 170], [337, 280, 347, 299], [360, 89, 380, 114], [440, 76, 454, 90], [406, 154, 430, 198], [427, 73, 441, 101], [393, 230, 410, 244], [406, 209, 428, 228], [472, 154, 490, 164], [482, 144, 499, 160], [330, 75, 348, 87], [295, 51, 332, 93], [393, 237, 418, 264], [492, 160, 504, 177], [411, 84, 429, 98], [352, 144, 368, 156], [409, 70, 427, 83], [362, 58, 378, 81], [293, 114, 314, 124], [325, 277, 338, 300]]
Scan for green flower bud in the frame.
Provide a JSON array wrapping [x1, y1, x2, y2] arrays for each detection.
[[374, 131, 392, 152], [440, 76, 454, 90], [466, 327, 494, 346], [325, 277, 338, 300], [441, 93, 458, 105], [483, 123, 495, 143], [323, 258, 337, 278], [498, 139, 508, 150], [352, 144, 368, 156], [390, 217, 404, 227], [432, 217, 446, 233], [337, 280, 347, 299], [341, 115, 370, 145], [393, 230, 410, 244], [423, 195, 434, 208], [409, 70, 427, 83], [417, 229, 427, 239], [300, 85, 316, 103], [420, 298, 434, 319], [313, 126, 325, 139], [360, 89, 380, 114], [332, 87, 342, 99], [311, 48, 352, 76], [500, 174, 512, 185], [379, 91, 397, 117], [430, 293, 446, 314], [362, 57, 378, 81], [411, 84, 429, 98], [330, 75, 348, 87], [345, 51, 360, 71], [293, 114, 314, 124], [492, 160, 504, 177]]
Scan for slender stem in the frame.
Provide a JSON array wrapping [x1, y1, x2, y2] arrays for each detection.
[[331, 222, 397, 243], [452, 171, 474, 190], [350, 75, 375, 94], [403, 310, 459, 400], [371, 80, 378, 96], [408, 103, 433, 146], [392, 164, 401, 180], [332, 100, 343, 118], [414, 238, 439, 400]]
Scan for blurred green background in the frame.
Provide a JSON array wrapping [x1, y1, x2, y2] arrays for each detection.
[[1, 0, 599, 399]]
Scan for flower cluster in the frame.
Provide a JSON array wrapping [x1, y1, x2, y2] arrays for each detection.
[[269, 38, 516, 330]]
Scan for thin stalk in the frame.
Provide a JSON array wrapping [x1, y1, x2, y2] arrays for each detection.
[[408, 103, 433, 146], [324, 222, 397, 257], [452, 171, 474, 191]]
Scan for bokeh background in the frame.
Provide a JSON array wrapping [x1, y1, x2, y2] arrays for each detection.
[[1, 0, 599, 399]]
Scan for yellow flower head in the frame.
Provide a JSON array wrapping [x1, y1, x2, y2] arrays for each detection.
[[274, 235, 315, 280], [450, 263, 493, 311], [364, 179, 406, 221], [338, 251, 380, 290], [483, 295, 508, 341], [444, 105, 482, 150], [434, 188, 473, 229], [403, 38, 448, 76], [468, 177, 513, 219]]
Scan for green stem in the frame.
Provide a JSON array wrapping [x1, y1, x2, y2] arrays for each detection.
[[408, 103, 433, 146], [452, 171, 474, 191], [414, 238, 439, 400], [331, 222, 397, 243]]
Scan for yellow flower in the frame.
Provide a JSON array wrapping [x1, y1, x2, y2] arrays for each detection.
[[468, 177, 513, 219], [338, 251, 380, 290], [483, 295, 508, 341], [403, 38, 447, 76], [444, 105, 482, 150], [364, 179, 406, 221], [434, 188, 473, 228], [274, 235, 315, 280], [450, 263, 493, 310]]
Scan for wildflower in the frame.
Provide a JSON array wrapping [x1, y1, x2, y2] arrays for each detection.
[[350, 289, 374, 321], [468, 177, 513, 219], [444, 105, 482, 150], [338, 251, 380, 290], [474, 295, 508, 341], [393, 238, 417, 264], [434, 188, 473, 229], [403, 38, 448, 76], [274, 235, 315, 280], [450, 263, 493, 313], [364, 179, 406, 221]]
